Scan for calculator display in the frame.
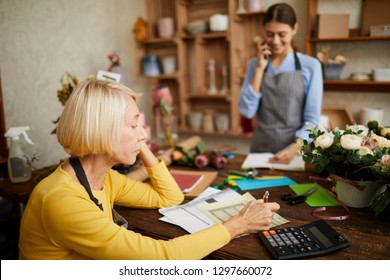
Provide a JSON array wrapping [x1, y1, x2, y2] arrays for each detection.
[[307, 226, 333, 248]]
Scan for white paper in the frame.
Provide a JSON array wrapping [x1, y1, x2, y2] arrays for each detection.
[[199, 193, 289, 228], [159, 187, 289, 233], [241, 153, 305, 171], [158, 188, 241, 233]]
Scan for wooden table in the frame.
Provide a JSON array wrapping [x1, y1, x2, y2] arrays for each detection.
[[0, 155, 389, 259]]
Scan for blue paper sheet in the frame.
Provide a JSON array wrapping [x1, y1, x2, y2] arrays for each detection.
[[235, 177, 297, 191]]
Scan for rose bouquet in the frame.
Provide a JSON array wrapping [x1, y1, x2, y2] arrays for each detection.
[[301, 121, 390, 215], [302, 122, 390, 181]]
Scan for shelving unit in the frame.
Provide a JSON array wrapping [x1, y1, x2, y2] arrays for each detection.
[[305, 0, 390, 93], [136, 0, 266, 137]]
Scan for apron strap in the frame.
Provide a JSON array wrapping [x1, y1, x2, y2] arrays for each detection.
[[293, 52, 302, 71], [69, 157, 104, 211]]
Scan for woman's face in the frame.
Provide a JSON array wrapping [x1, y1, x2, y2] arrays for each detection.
[[112, 97, 147, 165], [264, 21, 297, 55]]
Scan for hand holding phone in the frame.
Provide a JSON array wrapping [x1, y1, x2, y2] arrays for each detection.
[[256, 40, 272, 69]]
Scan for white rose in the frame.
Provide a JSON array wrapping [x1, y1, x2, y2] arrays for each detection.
[[358, 146, 374, 156], [314, 132, 334, 149], [340, 134, 363, 150], [346, 124, 369, 136], [380, 155, 390, 168]]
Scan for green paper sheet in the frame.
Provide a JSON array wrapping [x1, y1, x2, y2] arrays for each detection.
[[289, 183, 340, 207]]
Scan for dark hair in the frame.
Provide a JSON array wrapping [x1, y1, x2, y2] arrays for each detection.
[[263, 3, 297, 28]]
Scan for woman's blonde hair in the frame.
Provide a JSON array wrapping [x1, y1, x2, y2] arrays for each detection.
[[57, 79, 137, 157]]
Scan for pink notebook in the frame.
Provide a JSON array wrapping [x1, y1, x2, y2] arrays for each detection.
[[170, 172, 204, 193]]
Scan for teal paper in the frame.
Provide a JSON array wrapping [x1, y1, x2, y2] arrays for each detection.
[[235, 177, 297, 191]]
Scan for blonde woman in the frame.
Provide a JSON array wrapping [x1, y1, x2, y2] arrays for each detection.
[[19, 79, 280, 260]]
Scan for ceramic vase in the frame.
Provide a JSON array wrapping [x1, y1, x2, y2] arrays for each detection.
[[187, 112, 203, 130], [332, 175, 387, 208], [158, 17, 174, 38]]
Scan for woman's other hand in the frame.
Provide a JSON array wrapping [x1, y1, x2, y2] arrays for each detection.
[[223, 200, 280, 239], [268, 140, 302, 164]]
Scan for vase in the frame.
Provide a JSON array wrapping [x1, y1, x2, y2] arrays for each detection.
[[157, 17, 174, 38], [332, 174, 387, 208]]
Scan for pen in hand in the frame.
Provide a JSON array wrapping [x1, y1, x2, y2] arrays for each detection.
[[263, 191, 269, 203]]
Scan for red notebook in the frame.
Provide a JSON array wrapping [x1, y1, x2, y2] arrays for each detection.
[[170, 171, 204, 193]]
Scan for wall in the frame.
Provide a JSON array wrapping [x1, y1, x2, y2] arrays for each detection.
[[0, 0, 389, 167], [0, 0, 148, 168]]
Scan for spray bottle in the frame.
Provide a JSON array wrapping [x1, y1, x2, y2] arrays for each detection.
[[4, 126, 39, 183]]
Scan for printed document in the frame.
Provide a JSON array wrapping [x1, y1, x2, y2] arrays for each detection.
[[159, 188, 289, 233]]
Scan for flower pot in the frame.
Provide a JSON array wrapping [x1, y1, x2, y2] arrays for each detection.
[[333, 175, 386, 208]]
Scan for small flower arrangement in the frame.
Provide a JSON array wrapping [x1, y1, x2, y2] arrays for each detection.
[[172, 139, 228, 170], [302, 121, 390, 181], [56, 72, 80, 106], [301, 121, 390, 215], [152, 85, 175, 149]]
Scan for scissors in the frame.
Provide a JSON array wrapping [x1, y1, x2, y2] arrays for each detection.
[[281, 186, 319, 205]]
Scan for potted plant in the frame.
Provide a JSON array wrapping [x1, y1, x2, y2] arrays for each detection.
[[301, 121, 390, 215]]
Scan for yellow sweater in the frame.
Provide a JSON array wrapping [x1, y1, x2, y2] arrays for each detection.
[[19, 161, 230, 259]]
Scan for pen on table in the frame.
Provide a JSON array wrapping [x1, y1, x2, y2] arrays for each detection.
[[263, 191, 269, 203]]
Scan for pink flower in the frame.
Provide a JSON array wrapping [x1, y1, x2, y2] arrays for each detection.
[[212, 154, 227, 169], [194, 155, 209, 169], [152, 86, 173, 107]]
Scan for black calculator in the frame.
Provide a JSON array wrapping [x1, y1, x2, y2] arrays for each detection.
[[258, 220, 349, 260]]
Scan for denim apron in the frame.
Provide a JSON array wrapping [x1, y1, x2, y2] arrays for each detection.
[[250, 52, 305, 153]]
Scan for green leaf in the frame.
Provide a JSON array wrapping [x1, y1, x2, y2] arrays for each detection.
[[371, 188, 390, 216]]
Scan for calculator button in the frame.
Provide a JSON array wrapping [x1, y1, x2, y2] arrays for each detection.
[[269, 230, 276, 235], [262, 231, 270, 236], [273, 237, 286, 246], [275, 247, 292, 256]]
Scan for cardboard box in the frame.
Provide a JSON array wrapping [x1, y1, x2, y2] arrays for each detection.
[[370, 25, 390, 37], [361, 0, 390, 36], [316, 14, 350, 39], [322, 106, 355, 130]]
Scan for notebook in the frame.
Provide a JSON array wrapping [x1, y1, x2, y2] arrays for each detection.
[[169, 169, 218, 198], [171, 172, 204, 193], [241, 153, 305, 171]]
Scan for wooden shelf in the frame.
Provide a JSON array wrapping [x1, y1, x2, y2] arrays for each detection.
[[187, 94, 231, 101], [138, 37, 177, 45], [145, 73, 179, 80], [181, 32, 227, 40], [306, 0, 390, 94], [324, 80, 390, 92], [236, 10, 265, 16], [310, 36, 390, 42], [179, 128, 252, 138], [138, 0, 266, 136]]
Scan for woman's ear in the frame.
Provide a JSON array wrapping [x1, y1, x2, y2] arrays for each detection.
[[292, 23, 298, 36]]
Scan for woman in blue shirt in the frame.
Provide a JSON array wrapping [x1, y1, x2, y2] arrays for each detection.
[[239, 3, 323, 164]]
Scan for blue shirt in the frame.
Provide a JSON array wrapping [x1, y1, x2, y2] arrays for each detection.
[[239, 52, 323, 141]]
